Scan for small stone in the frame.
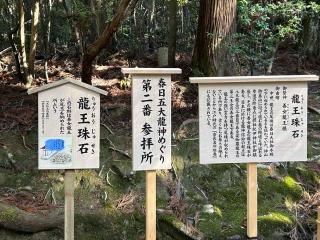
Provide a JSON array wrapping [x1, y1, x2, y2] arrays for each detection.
[[226, 235, 241, 240], [22, 186, 33, 191]]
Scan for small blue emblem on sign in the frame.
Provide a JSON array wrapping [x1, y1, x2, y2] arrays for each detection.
[[45, 139, 65, 151]]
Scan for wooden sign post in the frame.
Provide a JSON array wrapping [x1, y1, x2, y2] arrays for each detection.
[[247, 163, 257, 238], [190, 75, 318, 239], [318, 206, 320, 240], [65, 169, 75, 239], [28, 78, 107, 240], [122, 68, 181, 240]]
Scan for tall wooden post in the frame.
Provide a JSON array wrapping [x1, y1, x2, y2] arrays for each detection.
[[65, 169, 75, 240], [247, 163, 258, 239], [317, 206, 320, 240], [28, 79, 108, 240], [122, 68, 181, 240], [146, 170, 156, 240]]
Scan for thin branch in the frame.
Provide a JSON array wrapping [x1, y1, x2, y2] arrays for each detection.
[[109, 146, 131, 159]]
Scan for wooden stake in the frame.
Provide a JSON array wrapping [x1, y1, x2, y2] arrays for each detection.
[[146, 170, 156, 240], [317, 206, 320, 240], [247, 163, 258, 239], [65, 169, 75, 240]]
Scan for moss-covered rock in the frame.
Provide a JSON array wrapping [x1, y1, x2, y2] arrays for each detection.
[[0, 207, 18, 223]]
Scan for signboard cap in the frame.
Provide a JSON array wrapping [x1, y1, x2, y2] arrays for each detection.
[[122, 68, 182, 75], [27, 78, 108, 96], [190, 75, 319, 84]]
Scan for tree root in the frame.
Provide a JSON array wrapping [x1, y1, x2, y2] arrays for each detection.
[[0, 201, 63, 233], [157, 212, 204, 240]]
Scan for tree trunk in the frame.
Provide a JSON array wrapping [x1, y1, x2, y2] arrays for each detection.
[[7, 25, 23, 80], [28, 0, 40, 76], [81, 0, 138, 84], [302, 14, 320, 59], [192, 0, 237, 76], [148, 0, 156, 52], [91, 0, 103, 37], [18, 0, 33, 87], [168, 0, 177, 67], [43, 0, 53, 82], [63, 0, 84, 56], [0, 201, 63, 233]]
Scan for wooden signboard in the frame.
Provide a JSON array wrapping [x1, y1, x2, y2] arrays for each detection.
[[190, 75, 319, 239], [122, 68, 181, 240], [28, 78, 107, 240], [124, 68, 182, 171], [190, 75, 318, 164], [28, 79, 107, 169]]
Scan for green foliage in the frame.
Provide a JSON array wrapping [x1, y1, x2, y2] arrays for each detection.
[[72, 0, 93, 30], [259, 211, 293, 225], [119, 77, 131, 89], [231, 0, 320, 74]]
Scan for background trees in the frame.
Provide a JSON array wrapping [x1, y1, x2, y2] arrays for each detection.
[[0, 1, 320, 239], [81, 0, 138, 84], [0, 0, 319, 83]]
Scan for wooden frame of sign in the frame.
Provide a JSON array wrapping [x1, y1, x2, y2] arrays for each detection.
[[28, 78, 107, 240], [190, 75, 319, 239], [122, 68, 181, 240]]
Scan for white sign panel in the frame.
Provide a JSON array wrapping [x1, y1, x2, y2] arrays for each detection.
[[199, 82, 307, 164], [132, 75, 171, 171], [38, 84, 100, 169]]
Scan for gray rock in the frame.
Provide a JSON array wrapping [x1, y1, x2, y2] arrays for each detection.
[[226, 235, 242, 240]]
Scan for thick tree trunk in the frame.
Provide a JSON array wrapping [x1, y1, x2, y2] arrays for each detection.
[[81, 0, 138, 84], [302, 14, 320, 59], [168, 0, 177, 67], [28, 0, 40, 76], [192, 0, 237, 76], [18, 0, 33, 87]]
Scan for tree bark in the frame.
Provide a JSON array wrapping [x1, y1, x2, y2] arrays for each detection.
[[0, 201, 63, 233], [81, 0, 138, 84], [43, 0, 53, 82], [28, 0, 40, 76], [192, 0, 237, 76], [7, 25, 23, 80], [168, 0, 177, 67], [63, 0, 84, 56], [302, 13, 320, 59], [18, 0, 33, 87]]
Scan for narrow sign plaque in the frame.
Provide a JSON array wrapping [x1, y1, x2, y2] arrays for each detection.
[[122, 68, 181, 171], [132, 75, 172, 170]]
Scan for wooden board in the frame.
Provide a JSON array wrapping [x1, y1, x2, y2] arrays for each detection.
[[131, 75, 172, 171], [190, 75, 318, 84], [122, 68, 181, 75], [38, 83, 100, 169], [197, 82, 308, 164]]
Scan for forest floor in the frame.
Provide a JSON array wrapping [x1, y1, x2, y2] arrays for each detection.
[[0, 50, 320, 239]]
